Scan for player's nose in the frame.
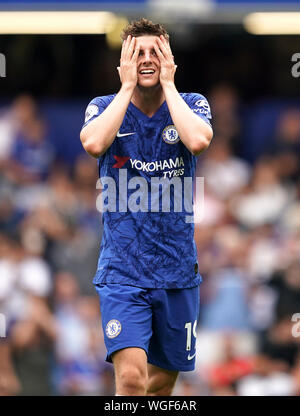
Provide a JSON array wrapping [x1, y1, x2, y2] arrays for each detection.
[[143, 50, 152, 63]]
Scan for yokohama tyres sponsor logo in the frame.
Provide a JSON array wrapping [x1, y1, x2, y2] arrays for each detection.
[[130, 156, 184, 172]]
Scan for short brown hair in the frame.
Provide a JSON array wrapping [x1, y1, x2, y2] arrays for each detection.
[[121, 18, 169, 41]]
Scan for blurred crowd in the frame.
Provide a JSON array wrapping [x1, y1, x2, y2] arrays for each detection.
[[0, 90, 299, 396]]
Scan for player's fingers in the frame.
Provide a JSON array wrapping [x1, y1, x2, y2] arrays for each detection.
[[122, 35, 131, 59], [131, 44, 140, 62], [126, 36, 136, 60], [156, 37, 169, 59], [120, 41, 124, 59], [159, 35, 174, 61], [120, 37, 128, 60], [160, 35, 169, 48], [161, 35, 172, 52], [117, 66, 122, 82], [154, 42, 165, 62], [166, 42, 174, 61]]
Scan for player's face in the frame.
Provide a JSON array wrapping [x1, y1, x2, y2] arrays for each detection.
[[135, 36, 161, 88]]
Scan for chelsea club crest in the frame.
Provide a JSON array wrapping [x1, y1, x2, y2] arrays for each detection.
[[105, 319, 122, 339], [162, 125, 180, 144]]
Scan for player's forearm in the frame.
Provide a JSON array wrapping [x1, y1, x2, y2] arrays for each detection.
[[80, 84, 134, 158], [162, 82, 213, 156]]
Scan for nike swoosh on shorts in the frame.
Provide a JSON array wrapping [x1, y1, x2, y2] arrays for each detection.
[[187, 352, 196, 360]]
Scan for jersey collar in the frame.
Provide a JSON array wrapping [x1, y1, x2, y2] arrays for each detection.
[[129, 100, 168, 122]]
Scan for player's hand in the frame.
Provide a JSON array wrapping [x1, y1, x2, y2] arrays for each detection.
[[117, 35, 140, 89], [154, 35, 177, 86]]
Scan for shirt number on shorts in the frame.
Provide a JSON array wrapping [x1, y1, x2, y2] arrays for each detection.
[[185, 320, 197, 351]]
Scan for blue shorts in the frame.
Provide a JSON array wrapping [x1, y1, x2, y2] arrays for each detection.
[[94, 284, 200, 372]]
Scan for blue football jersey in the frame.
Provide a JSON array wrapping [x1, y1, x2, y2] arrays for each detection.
[[82, 93, 212, 289]]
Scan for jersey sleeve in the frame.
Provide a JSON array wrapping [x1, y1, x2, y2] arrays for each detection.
[[81, 95, 113, 129], [183, 93, 212, 127]]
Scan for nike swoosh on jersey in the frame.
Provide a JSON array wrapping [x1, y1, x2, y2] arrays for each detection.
[[116, 131, 135, 137], [187, 352, 196, 360]]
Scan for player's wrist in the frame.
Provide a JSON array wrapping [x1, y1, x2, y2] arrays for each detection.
[[160, 80, 176, 91], [120, 81, 136, 93]]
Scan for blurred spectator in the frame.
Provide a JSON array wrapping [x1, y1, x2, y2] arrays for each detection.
[[52, 272, 113, 395], [0, 232, 55, 395], [248, 283, 278, 331], [73, 155, 101, 234], [10, 296, 56, 396], [3, 95, 55, 184], [260, 109, 300, 185], [246, 225, 282, 282], [18, 166, 100, 295], [207, 333, 255, 395], [268, 260, 300, 321], [199, 140, 250, 201], [0, 95, 35, 161], [0, 109, 15, 162], [0, 232, 52, 332], [9, 120, 54, 184], [208, 84, 241, 150], [229, 158, 293, 228], [200, 267, 251, 331], [281, 180, 300, 234], [0, 180, 24, 235], [237, 316, 300, 396], [270, 109, 300, 157], [0, 339, 21, 396]]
